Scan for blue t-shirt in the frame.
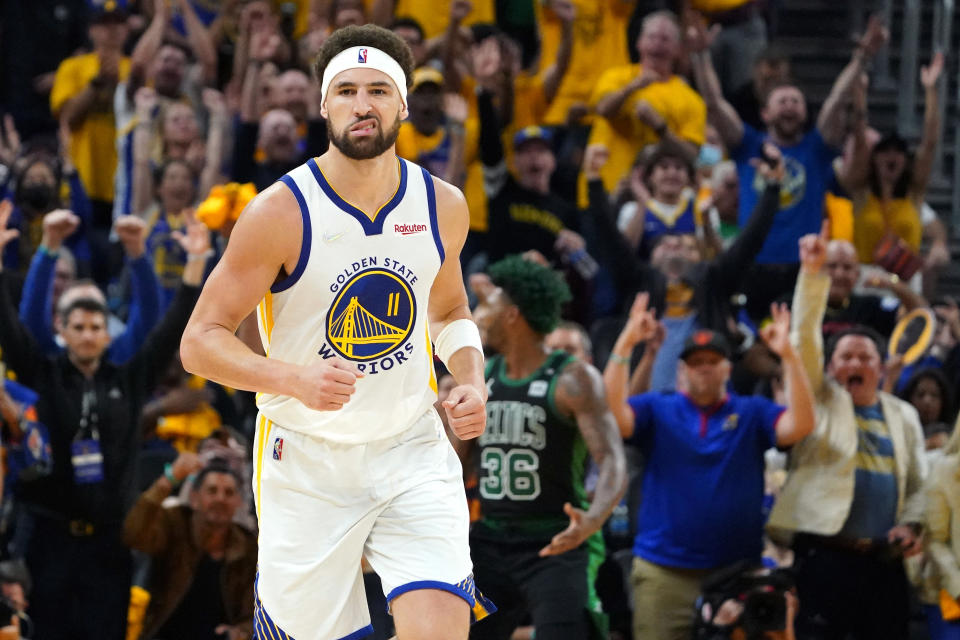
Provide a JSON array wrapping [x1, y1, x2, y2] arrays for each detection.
[[837, 404, 898, 539], [627, 392, 784, 569], [732, 125, 838, 264]]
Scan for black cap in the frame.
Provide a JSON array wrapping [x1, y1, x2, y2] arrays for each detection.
[[89, 0, 128, 24], [680, 329, 731, 361]]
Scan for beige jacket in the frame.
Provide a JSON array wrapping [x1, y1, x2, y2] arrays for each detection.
[[767, 271, 927, 543], [924, 453, 960, 600]]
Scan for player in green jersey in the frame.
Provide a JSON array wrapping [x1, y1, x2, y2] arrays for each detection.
[[463, 256, 627, 640]]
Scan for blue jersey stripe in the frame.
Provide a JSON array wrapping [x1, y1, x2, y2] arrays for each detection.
[[271, 175, 313, 293], [421, 167, 445, 264]]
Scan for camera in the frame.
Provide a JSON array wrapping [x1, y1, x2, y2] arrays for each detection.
[[693, 561, 795, 640]]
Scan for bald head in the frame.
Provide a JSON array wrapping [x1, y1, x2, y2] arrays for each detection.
[[637, 11, 681, 75], [258, 109, 298, 164], [826, 240, 860, 304]]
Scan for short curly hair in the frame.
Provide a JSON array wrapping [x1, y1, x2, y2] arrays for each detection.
[[312, 24, 415, 89], [488, 255, 572, 335]]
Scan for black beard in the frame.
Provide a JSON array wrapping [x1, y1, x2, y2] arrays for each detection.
[[328, 115, 401, 160]]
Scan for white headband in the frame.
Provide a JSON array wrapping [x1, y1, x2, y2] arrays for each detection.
[[320, 46, 408, 110]]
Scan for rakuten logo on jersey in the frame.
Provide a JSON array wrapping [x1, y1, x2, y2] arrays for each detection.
[[395, 223, 427, 235]]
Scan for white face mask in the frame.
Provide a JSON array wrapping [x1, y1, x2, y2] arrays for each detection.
[[696, 144, 723, 169]]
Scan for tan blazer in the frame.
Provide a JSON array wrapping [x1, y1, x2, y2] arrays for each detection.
[[767, 271, 927, 543], [925, 453, 960, 599]]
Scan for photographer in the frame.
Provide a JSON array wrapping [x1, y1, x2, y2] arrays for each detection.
[[694, 563, 798, 640]]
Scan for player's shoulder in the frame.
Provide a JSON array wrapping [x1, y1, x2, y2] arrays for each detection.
[[227, 179, 303, 254], [554, 357, 605, 408], [420, 171, 469, 237]]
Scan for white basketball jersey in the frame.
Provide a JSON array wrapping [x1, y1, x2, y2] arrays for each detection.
[[255, 157, 444, 443]]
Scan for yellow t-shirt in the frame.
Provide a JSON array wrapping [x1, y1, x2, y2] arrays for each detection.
[[394, 0, 495, 40], [537, 0, 634, 126], [852, 191, 923, 264], [395, 119, 489, 231], [51, 53, 131, 203], [579, 65, 706, 205]]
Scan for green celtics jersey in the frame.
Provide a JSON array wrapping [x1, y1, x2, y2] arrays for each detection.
[[477, 351, 590, 528]]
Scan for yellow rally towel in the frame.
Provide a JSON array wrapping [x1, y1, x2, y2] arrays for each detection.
[[940, 589, 960, 621]]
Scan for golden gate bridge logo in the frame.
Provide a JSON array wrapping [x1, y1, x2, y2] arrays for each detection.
[[326, 268, 415, 360]]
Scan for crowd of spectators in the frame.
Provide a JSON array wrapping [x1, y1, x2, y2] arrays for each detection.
[[0, 0, 958, 639]]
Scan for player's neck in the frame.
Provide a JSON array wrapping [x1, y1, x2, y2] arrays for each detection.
[[502, 339, 551, 380], [317, 148, 401, 212]]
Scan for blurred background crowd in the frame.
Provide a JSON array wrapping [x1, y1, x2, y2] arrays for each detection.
[[0, 0, 959, 638]]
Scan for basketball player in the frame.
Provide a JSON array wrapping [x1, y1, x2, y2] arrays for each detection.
[[181, 24, 491, 640], [467, 256, 627, 639]]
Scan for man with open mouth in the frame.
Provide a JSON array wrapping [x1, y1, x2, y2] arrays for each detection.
[[767, 222, 927, 640]]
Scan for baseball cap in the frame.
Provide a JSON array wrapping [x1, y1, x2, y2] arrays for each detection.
[[680, 329, 731, 361], [513, 126, 552, 149], [411, 67, 443, 92], [89, 0, 129, 23]]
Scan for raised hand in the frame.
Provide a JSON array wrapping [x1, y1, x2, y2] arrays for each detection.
[[551, 0, 575, 23], [443, 92, 468, 126], [620, 292, 659, 348], [202, 88, 228, 121], [0, 115, 21, 167], [857, 14, 889, 58], [538, 502, 599, 557], [114, 214, 148, 258], [471, 37, 502, 91], [921, 52, 944, 89], [41, 209, 81, 251], [799, 220, 829, 274], [684, 13, 720, 54], [582, 144, 609, 181], [169, 451, 204, 483], [134, 86, 158, 121], [759, 303, 794, 358], [450, 0, 472, 23], [0, 201, 19, 257], [171, 210, 212, 258], [751, 142, 786, 183]]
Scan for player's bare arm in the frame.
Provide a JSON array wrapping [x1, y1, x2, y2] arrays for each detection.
[[428, 176, 487, 440], [180, 184, 361, 411], [540, 360, 628, 556]]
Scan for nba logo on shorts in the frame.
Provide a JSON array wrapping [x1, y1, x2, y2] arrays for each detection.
[[358, 48, 368, 63], [273, 437, 283, 461]]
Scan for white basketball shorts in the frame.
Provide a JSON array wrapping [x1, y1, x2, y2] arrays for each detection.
[[251, 408, 493, 640]]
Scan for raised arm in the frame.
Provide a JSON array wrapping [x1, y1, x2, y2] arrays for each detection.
[[540, 360, 628, 557], [603, 292, 658, 438], [759, 303, 815, 447], [131, 87, 158, 219], [181, 184, 360, 410], [130, 0, 168, 81], [836, 74, 871, 194], [817, 14, 888, 148], [790, 222, 831, 393], [686, 18, 743, 149], [176, 0, 218, 85], [199, 89, 229, 197], [0, 202, 42, 386], [441, 0, 474, 93], [911, 53, 944, 195], [541, 0, 575, 105], [428, 178, 487, 440]]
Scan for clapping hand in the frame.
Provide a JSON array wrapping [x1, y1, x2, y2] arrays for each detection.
[[759, 303, 795, 359]]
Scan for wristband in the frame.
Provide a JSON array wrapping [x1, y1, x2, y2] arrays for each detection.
[[609, 353, 631, 366], [434, 318, 483, 366], [163, 462, 181, 487], [38, 245, 60, 259], [187, 249, 215, 263]]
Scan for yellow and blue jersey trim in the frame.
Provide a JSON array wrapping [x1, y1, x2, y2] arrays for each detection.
[[385, 574, 497, 623], [309, 157, 408, 235], [273, 175, 313, 293], [254, 573, 375, 640]]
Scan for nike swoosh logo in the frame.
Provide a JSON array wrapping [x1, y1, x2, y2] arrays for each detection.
[[323, 231, 346, 243]]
